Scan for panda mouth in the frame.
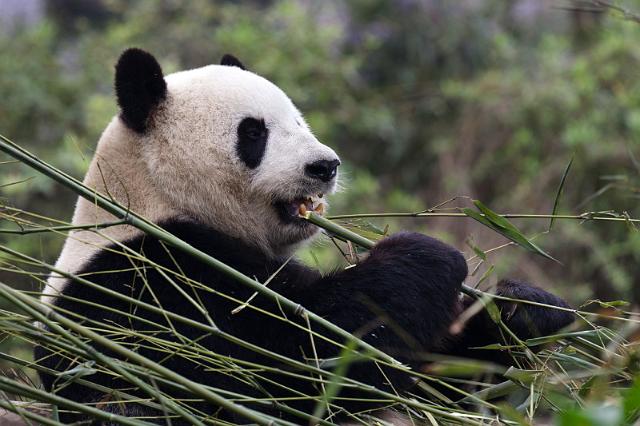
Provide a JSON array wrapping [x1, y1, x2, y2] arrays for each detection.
[[274, 194, 325, 224]]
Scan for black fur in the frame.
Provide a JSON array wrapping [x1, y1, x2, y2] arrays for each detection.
[[35, 221, 573, 423], [236, 117, 268, 169], [115, 48, 167, 133], [220, 54, 246, 70], [444, 279, 574, 365]]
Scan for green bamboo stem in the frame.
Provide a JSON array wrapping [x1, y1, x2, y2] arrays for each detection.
[[0, 134, 514, 423], [0, 399, 63, 426], [0, 376, 153, 426], [1, 332, 340, 426], [0, 288, 207, 426], [0, 350, 166, 414], [328, 211, 640, 223], [10, 316, 207, 424], [11, 249, 457, 416], [0, 133, 399, 367], [0, 282, 290, 426], [0, 220, 127, 235]]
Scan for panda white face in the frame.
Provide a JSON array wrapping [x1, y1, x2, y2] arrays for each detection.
[[121, 50, 340, 257]]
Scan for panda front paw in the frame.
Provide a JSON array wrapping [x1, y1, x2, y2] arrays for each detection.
[[368, 231, 468, 286], [495, 279, 574, 339]]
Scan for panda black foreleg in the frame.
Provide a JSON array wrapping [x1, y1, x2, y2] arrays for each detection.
[[442, 279, 575, 364], [290, 232, 468, 396], [493, 279, 575, 340]]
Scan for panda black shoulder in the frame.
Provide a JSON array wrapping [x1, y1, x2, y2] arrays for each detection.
[[51, 219, 315, 316], [59, 220, 254, 286]]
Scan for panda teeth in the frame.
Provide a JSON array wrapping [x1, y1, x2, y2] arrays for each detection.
[[297, 197, 325, 216], [298, 198, 312, 216]]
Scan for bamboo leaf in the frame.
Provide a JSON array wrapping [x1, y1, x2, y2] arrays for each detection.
[[549, 155, 573, 231], [463, 200, 558, 263], [503, 367, 540, 385], [467, 239, 487, 261], [623, 379, 640, 423], [56, 361, 97, 379], [497, 402, 530, 425], [347, 219, 389, 236], [342, 224, 386, 242], [462, 380, 520, 403], [424, 359, 502, 377], [484, 298, 502, 324]]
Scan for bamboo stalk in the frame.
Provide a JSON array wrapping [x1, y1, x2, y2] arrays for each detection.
[[0, 220, 127, 235], [0, 350, 167, 414], [328, 211, 640, 223], [2, 332, 341, 426], [0, 294, 206, 426], [0, 376, 153, 426], [0, 400, 62, 426], [0, 282, 291, 426], [3, 245, 474, 418]]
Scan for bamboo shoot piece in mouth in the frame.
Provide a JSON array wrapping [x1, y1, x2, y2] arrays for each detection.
[[276, 194, 325, 221], [298, 200, 324, 216], [285, 193, 325, 217]]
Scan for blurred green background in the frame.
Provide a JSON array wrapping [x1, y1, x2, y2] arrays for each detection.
[[1, 0, 639, 312]]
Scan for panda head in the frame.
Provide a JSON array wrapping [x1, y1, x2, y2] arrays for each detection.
[[113, 48, 340, 257]]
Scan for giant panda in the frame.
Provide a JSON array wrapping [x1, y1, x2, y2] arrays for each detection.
[[36, 48, 574, 424]]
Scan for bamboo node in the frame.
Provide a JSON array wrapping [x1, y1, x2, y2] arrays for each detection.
[[294, 304, 305, 316]]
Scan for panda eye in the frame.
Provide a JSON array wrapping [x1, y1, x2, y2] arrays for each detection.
[[239, 118, 267, 141], [246, 128, 262, 139], [237, 117, 268, 169]]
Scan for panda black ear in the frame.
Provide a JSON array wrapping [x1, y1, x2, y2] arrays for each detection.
[[115, 48, 167, 133], [220, 54, 246, 70]]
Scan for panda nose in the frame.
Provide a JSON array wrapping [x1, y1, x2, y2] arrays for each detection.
[[305, 159, 341, 182]]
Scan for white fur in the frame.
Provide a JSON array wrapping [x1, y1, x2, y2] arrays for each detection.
[[44, 63, 339, 303]]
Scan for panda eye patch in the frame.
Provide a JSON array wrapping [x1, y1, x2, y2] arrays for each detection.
[[237, 117, 268, 169]]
